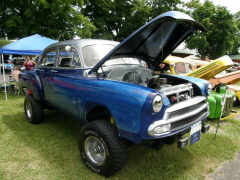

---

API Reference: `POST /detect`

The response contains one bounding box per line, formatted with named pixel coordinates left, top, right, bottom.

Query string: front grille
left=169, top=102, right=205, bottom=119
left=223, top=96, right=234, bottom=116
left=171, top=108, right=208, bottom=132
left=163, top=96, right=208, bottom=133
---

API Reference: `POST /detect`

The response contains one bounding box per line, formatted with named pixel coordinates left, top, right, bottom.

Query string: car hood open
left=89, top=11, right=207, bottom=74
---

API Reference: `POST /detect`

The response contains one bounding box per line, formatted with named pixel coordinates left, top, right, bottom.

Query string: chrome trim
left=148, top=96, right=208, bottom=137
left=163, top=96, right=206, bottom=119
left=148, top=120, right=171, bottom=136
left=169, top=103, right=208, bottom=123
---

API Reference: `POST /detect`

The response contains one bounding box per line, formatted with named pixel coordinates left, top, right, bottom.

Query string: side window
left=58, top=47, right=81, bottom=68
left=175, top=62, right=186, bottom=74
left=40, top=48, right=56, bottom=67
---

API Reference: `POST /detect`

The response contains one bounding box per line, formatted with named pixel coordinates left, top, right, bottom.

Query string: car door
left=47, top=46, right=82, bottom=118
left=36, top=48, right=57, bottom=102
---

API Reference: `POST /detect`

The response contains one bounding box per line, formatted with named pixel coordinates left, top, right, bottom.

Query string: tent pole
left=1, top=54, right=7, bottom=100
left=0, top=52, right=1, bottom=75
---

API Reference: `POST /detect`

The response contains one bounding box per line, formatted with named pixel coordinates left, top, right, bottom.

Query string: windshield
left=82, top=44, right=141, bottom=67
left=103, top=57, right=140, bottom=66
left=174, top=62, right=193, bottom=74
left=82, top=44, right=115, bottom=67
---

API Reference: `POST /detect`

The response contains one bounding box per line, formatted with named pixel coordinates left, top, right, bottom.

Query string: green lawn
left=1, top=91, right=240, bottom=180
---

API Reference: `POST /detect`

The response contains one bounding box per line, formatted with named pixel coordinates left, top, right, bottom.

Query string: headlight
left=152, top=95, right=163, bottom=112
left=208, top=84, right=212, bottom=95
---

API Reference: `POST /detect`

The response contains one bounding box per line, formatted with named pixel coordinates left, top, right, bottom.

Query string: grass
left=0, top=90, right=240, bottom=180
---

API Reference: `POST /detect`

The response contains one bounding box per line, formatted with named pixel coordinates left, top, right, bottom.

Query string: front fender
left=78, top=79, right=168, bottom=135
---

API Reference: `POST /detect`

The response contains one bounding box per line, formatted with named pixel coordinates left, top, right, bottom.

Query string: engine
left=106, top=67, right=194, bottom=105
left=148, top=77, right=193, bottom=104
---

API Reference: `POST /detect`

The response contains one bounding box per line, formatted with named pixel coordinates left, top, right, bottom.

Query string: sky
left=205, top=0, right=238, bottom=14
left=184, top=0, right=238, bottom=14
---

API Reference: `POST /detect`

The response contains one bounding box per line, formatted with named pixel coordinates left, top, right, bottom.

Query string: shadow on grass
left=1, top=106, right=239, bottom=180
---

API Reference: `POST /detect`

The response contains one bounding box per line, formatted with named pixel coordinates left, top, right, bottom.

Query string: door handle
left=50, top=70, right=58, bottom=73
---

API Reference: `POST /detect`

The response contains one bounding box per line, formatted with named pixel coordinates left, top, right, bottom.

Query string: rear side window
left=40, top=48, right=56, bottom=67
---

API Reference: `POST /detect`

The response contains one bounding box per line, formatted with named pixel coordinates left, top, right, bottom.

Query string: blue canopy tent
left=0, top=34, right=57, bottom=55
left=0, top=34, right=57, bottom=100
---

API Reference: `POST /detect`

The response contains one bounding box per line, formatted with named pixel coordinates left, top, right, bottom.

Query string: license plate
left=190, top=121, right=201, bottom=145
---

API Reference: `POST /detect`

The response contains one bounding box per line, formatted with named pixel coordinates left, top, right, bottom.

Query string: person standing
left=23, top=56, right=36, bottom=71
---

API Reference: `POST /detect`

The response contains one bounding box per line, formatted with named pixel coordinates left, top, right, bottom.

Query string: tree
left=147, top=0, right=183, bottom=19
left=83, top=0, right=184, bottom=41
left=0, top=0, right=96, bottom=40
left=232, top=11, right=240, bottom=54
left=119, top=0, right=184, bottom=41
left=0, top=39, right=12, bottom=48
left=184, top=0, right=239, bottom=59
left=83, top=0, right=140, bottom=41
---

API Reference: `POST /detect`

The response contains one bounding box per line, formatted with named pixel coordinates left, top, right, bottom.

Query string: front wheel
left=24, top=95, right=44, bottom=124
left=78, top=120, right=127, bottom=177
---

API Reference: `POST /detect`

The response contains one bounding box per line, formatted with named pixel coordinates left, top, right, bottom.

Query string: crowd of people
left=1, top=55, right=38, bottom=92
left=4, top=55, right=38, bottom=72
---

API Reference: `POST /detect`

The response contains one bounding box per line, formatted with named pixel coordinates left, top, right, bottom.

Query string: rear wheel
left=78, top=120, right=127, bottom=177
left=233, top=96, right=239, bottom=106
left=24, top=95, right=44, bottom=124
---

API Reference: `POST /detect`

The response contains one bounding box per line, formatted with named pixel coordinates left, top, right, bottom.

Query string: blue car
left=18, top=11, right=211, bottom=177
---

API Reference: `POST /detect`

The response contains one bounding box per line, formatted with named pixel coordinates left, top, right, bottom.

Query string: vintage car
left=188, top=58, right=240, bottom=106
left=160, top=55, right=237, bottom=119
left=18, top=11, right=211, bottom=176
left=209, top=71, right=240, bottom=106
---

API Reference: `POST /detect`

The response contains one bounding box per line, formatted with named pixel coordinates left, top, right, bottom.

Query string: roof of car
left=45, top=39, right=119, bottom=51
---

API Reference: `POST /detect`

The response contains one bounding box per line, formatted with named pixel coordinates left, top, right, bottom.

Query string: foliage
left=83, top=0, right=184, bottom=41
left=0, top=88, right=240, bottom=180
left=83, top=0, right=138, bottom=41
left=0, top=0, right=240, bottom=57
left=232, top=11, right=240, bottom=54
left=147, top=0, right=183, bottom=18
left=0, top=39, right=12, bottom=48
left=0, top=0, right=96, bottom=40
left=184, top=0, right=239, bottom=59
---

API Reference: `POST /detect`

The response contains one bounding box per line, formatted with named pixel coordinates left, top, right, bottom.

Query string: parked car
left=226, top=63, right=240, bottom=72
left=160, top=55, right=237, bottom=119
left=210, top=70, right=240, bottom=106
left=18, top=11, right=211, bottom=177
left=188, top=58, right=240, bottom=106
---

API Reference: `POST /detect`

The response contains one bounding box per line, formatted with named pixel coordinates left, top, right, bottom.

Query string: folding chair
left=14, top=81, right=20, bottom=96
left=8, top=76, right=15, bottom=94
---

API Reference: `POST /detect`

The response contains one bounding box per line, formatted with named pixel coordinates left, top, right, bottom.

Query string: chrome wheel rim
left=234, top=96, right=237, bottom=102
left=85, top=136, right=106, bottom=166
left=26, top=102, right=32, bottom=119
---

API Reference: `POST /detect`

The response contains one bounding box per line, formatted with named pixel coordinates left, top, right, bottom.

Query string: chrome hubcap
left=85, top=136, right=106, bottom=166
left=26, top=102, right=32, bottom=119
